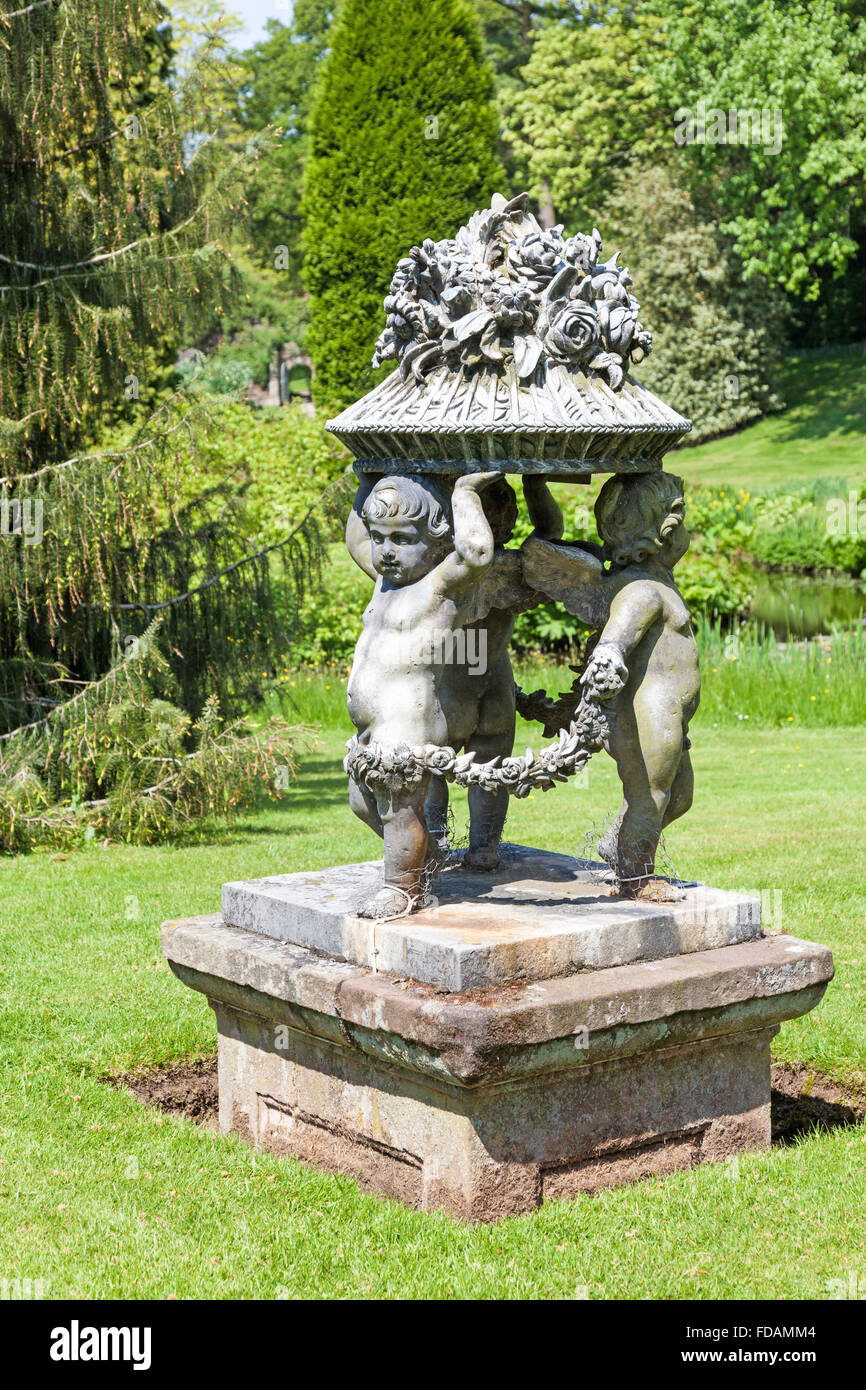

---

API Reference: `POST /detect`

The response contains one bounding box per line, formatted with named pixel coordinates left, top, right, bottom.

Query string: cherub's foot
left=463, top=845, right=503, bottom=872
left=623, top=876, right=684, bottom=903
left=357, top=884, right=419, bottom=919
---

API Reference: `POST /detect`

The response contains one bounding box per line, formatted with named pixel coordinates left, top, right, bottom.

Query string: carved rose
left=564, top=229, right=602, bottom=273
left=543, top=300, right=600, bottom=365
left=425, top=746, right=457, bottom=774
left=596, top=301, right=650, bottom=364
left=496, top=758, right=526, bottom=787
left=507, top=229, right=565, bottom=293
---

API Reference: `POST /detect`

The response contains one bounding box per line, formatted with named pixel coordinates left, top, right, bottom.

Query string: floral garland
left=345, top=645, right=626, bottom=799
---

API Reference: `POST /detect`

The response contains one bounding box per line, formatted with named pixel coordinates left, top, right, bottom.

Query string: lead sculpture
left=330, top=192, right=700, bottom=916
left=162, top=191, right=833, bottom=1221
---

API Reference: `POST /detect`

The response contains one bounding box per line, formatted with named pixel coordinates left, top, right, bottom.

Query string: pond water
left=749, top=573, right=866, bottom=638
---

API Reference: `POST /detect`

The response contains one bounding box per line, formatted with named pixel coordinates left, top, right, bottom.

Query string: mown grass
left=673, top=351, right=866, bottom=490
left=1, top=710, right=864, bottom=1299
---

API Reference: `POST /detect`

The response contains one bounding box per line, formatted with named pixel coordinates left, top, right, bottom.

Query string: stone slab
left=215, top=1008, right=776, bottom=1219
left=221, top=845, right=762, bottom=991
left=161, top=912, right=833, bottom=1219
left=162, top=913, right=832, bottom=1086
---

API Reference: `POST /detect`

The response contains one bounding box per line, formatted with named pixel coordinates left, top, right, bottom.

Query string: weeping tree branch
left=0, top=618, right=311, bottom=850
left=0, top=0, right=61, bottom=19
left=86, top=472, right=355, bottom=615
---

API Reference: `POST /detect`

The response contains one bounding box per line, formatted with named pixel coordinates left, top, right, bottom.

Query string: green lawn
left=1, top=719, right=864, bottom=1300
left=672, top=352, right=866, bottom=490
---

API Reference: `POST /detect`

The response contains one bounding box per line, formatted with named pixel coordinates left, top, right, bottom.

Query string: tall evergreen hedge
left=302, top=0, right=504, bottom=410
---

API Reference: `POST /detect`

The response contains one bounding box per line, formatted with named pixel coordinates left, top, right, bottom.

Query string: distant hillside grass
left=672, top=351, right=866, bottom=489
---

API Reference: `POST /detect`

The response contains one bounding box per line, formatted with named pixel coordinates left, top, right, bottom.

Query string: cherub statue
left=424, top=474, right=564, bottom=870
left=344, top=471, right=499, bottom=918
left=523, top=471, right=700, bottom=896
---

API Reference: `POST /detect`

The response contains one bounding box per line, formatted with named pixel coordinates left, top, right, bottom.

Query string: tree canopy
left=646, top=0, right=866, bottom=296
left=237, top=1, right=335, bottom=290
left=502, top=4, right=666, bottom=230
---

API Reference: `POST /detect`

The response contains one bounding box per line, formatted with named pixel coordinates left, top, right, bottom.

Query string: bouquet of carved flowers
left=370, top=191, right=653, bottom=392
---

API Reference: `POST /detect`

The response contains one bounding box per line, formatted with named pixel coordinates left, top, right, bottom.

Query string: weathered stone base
left=221, top=847, right=763, bottom=990
left=216, top=1004, right=774, bottom=1218
left=162, top=914, right=833, bottom=1221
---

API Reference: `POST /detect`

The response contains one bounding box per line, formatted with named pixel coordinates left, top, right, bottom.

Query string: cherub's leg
left=465, top=728, right=514, bottom=871
left=424, top=775, right=450, bottom=854
left=349, top=775, right=383, bottom=838
left=601, top=695, right=684, bottom=894
left=357, top=777, right=432, bottom=919
left=463, top=669, right=516, bottom=870
left=662, top=747, right=693, bottom=829
left=467, top=784, right=509, bottom=870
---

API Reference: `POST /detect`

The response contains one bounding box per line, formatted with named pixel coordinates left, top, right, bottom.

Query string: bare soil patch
left=108, top=1055, right=865, bottom=1147
left=108, top=1055, right=218, bottom=1125
left=770, top=1062, right=865, bottom=1145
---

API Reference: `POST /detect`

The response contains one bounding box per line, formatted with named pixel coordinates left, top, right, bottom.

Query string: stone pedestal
left=161, top=848, right=833, bottom=1220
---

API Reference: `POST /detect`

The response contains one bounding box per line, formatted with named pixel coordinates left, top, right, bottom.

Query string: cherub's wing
left=461, top=550, right=538, bottom=624
left=521, top=537, right=610, bottom=629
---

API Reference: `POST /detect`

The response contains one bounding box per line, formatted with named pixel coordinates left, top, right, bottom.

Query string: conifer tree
left=301, top=0, right=504, bottom=409
left=0, top=0, right=345, bottom=845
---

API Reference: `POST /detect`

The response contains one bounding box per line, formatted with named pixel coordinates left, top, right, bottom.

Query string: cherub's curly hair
left=362, top=476, right=452, bottom=540
left=595, top=472, right=686, bottom=568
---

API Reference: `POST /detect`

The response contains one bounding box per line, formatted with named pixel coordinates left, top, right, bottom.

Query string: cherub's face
left=366, top=515, right=441, bottom=586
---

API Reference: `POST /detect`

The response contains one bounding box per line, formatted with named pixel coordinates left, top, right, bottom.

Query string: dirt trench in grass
left=109, top=1056, right=865, bottom=1148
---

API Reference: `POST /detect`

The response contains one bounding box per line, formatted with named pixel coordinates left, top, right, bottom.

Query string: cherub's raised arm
left=435, top=472, right=498, bottom=591
left=580, top=582, right=663, bottom=702
left=345, top=475, right=378, bottom=581
left=598, top=581, right=663, bottom=658
left=523, top=474, right=563, bottom=540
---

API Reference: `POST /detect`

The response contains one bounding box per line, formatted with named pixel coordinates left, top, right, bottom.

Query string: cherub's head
left=362, top=476, right=452, bottom=585
left=595, top=471, right=689, bottom=570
